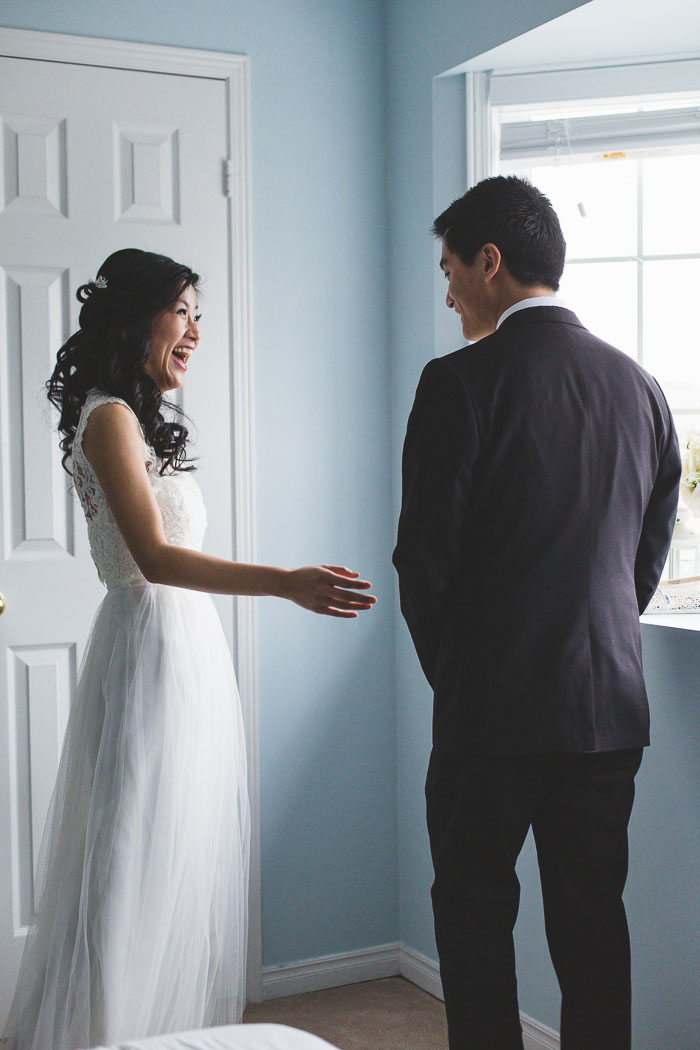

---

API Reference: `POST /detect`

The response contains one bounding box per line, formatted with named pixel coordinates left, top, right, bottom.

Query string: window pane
left=643, top=153, right=700, bottom=255
left=643, top=260, right=700, bottom=410
left=559, top=260, right=637, bottom=358
left=529, top=160, right=638, bottom=260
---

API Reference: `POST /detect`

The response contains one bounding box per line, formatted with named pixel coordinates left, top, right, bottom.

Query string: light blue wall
left=629, top=626, right=700, bottom=1050
left=0, top=0, right=398, bottom=967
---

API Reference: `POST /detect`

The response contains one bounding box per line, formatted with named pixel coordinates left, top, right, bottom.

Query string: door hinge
left=223, top=158, right=234, bottom=198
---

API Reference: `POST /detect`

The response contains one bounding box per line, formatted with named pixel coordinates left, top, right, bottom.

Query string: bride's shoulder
left=85, top=397, right=140, bottom=435
left=79, top=393, right=145, bottom=462
left=79, top=391, right=140, bottom=431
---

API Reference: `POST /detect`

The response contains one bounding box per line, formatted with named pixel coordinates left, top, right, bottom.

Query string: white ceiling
left=459, top=0, right=700, bottom=72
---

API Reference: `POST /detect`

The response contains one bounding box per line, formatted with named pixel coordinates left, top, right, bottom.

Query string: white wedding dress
left=3, top=391, right=251, bottom=1050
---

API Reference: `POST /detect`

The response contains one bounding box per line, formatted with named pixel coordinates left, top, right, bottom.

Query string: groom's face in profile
left=440, top=241, right=494, bottom=343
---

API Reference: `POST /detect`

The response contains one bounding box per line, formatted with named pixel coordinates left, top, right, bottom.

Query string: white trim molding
left=520, top=1012, right=561, bottom=1050
left=261, top=942, right=561, bottom=1048
left=465, top=71, right=495, bottom=189
left=262, top=944, right=402, bottom=1001
left=399, top=944, right=444, bottom=1001
left=0, top=24, right=260, bottom=1003
left=0, top=26, right=248, bottom=78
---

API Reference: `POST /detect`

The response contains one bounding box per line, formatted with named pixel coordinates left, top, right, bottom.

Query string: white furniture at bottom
left=90, top=1024, right=340, bottom=1050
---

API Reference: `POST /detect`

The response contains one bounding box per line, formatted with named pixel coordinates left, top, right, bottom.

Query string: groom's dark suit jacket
left=393, top=306, right=681, bottom=755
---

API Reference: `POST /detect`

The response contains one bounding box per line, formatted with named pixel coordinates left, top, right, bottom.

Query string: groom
left=393, top=175, right=680, bottom=1050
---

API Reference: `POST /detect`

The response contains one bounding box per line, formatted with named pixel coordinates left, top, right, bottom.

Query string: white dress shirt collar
left=497, top=296, right=565, bottom=329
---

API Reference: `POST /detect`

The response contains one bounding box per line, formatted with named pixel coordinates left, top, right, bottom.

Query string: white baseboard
left=520, top=1011, right=561, bottom=1050
left=398, top=944, right=444, bottom=1000
left=261, top=942, right=560, bottom=1049
left=261, top=943, right=401, bottom=1000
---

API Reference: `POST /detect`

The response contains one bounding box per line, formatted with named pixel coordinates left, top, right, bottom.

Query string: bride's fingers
left=329, top=574, right=374, bottom=591
left=323, top=565, right=359, bottom=577
left=321, top=606, right=360, bottom=618
left=323, top=566, right=374, bottom=589
left=335, top=592, right=377, bottom=609
left=328, top=593, right=375, bottom=608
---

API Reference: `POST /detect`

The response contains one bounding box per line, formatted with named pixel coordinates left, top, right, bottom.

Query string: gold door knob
left=0, top=593, right=5, bottom=615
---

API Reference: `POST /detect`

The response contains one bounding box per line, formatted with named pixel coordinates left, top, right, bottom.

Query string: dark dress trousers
left=393, top=307, right=681, bottom=1050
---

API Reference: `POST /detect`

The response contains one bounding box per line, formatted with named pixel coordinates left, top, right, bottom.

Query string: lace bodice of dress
left=72, top=390, right=207, bottom=589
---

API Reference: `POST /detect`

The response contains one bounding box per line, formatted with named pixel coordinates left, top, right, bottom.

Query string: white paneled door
left=0, top=42, right=252, bottom=1020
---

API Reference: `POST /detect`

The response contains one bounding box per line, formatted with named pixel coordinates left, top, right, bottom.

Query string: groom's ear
left=481, top=243, right=502, bottom=282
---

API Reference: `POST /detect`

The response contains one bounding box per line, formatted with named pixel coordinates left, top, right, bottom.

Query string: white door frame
left=0, top=26, right=262, bottom=1002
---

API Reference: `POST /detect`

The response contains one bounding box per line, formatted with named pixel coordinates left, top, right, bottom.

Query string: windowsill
left=641, top=613, right=700, bottom=632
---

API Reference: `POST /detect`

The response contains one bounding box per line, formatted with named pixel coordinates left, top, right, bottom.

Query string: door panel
left=0, top=54, right=236, bottom=1020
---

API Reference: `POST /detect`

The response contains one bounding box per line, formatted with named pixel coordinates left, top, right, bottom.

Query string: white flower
left=680, top=427, right=700, bottom=516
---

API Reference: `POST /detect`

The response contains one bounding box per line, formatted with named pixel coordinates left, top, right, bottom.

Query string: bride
left=2, top=248, right=375, bottom=1050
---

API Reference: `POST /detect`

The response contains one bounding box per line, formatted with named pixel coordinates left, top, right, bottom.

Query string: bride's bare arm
left=81, top=402, right=375, bottom=617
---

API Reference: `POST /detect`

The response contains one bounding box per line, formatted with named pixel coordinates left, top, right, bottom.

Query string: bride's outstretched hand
left=282, top=565, right=376, bottom=618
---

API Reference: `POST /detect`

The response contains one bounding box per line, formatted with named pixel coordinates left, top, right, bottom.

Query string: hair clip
left=94, top=275, right=108, bottom=290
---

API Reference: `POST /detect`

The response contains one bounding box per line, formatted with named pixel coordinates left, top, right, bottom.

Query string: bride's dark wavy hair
left=47, top=248, right=199, bottom=476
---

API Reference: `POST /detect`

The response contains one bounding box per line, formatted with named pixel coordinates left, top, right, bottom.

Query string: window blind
left=500, top=106, right=700, bottom=162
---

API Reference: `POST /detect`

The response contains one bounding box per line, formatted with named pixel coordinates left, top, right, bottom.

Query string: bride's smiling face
left=144, top=284, right=201, bottom=393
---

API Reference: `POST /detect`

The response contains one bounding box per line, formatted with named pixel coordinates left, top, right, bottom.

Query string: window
left=495, top=95, right=700, bottom=448
left=475, top=62, right=700, bottom=587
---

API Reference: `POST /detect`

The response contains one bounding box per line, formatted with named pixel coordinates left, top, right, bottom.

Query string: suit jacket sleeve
left=392, top=357, right=479, bottom=686
left=635, top=399, right=681, bottom=614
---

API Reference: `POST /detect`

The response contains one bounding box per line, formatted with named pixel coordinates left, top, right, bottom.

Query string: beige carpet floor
left=242, top=976, right=448, bottom=1050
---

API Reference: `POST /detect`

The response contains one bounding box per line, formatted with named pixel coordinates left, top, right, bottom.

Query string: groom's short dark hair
left=432, top=175, right=566, bottom=291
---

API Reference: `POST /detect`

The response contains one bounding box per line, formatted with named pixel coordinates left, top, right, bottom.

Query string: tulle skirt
left=2, top=583, right=250, bottom=1050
